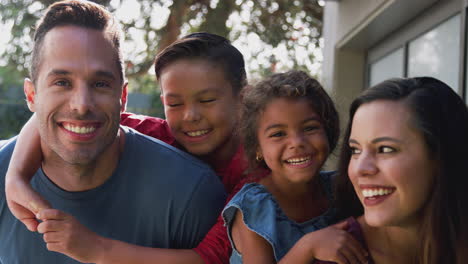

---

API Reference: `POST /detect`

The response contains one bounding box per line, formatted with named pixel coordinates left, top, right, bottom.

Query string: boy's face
left=160, top=59, right=240, bottom=162
left=24, top=25, right=127, bottom=165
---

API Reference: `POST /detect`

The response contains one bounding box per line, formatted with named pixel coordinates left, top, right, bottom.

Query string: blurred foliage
left=0, top=0, right=323, bottom=138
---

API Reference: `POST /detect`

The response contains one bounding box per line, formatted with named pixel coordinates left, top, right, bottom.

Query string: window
left=369, top=47, right=404, bottom=87
left=408, top=14, right=461, bottom=92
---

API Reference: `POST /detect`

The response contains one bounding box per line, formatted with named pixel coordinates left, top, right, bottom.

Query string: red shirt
left=120, top=112, right=265, bottom=264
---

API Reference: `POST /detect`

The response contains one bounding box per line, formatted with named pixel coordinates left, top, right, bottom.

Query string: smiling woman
left=334, top=77, right=468, bottom=264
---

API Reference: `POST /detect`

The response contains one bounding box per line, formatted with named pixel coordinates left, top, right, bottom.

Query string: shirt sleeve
left=120, top=112, right=175, bottom=146
left=193, top=178, right=251, bottom=264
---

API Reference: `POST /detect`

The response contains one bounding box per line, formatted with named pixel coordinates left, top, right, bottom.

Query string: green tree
left=0, top=0, right=323, bottom=81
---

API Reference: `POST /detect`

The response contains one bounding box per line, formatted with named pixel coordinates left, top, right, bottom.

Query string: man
left=0, top=1, right=226, bottom=263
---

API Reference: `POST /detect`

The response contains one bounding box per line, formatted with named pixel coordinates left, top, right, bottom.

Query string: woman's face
left=348, top=100, right=436, bottom=228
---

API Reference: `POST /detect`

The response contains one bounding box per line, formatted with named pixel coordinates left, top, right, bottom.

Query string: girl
left=223, top=70, right=368, bottom=264
left=5, top=32, right=258, bottom=264
left=284, top=77, right=468, bottom=263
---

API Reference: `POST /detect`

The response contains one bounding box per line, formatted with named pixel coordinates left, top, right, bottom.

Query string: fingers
left=37, top=209, right=68, bottom=221
left=6, top=179, right=52, bottom=214
left=332, top=220, right=349, bottom=230
left=337, top=233, right=368, bottom=264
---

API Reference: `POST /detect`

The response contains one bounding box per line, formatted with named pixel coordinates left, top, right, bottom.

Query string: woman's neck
left=359, top=217, right=420, bottom=264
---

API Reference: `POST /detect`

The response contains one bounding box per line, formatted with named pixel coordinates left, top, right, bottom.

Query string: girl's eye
left=304, top=125, right=319, bottom=132
left=379, top=146, right=395, bottom=153
left=269, top=131, right=285, bottom=138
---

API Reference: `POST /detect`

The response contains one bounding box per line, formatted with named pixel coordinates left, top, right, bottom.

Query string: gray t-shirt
left=0, top=126, right=226, bottom=263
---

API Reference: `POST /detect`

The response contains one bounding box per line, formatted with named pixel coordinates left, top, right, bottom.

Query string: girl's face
left=160, top=59, right=240, bottom=161
left=256, top=97, right=329, bottom=184
left=348, top=100, right=436, bottom=228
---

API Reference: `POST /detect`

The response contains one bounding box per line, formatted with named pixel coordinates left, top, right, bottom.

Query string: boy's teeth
left=63, top=124, right=96, bottom=134
left=362, top=188, right=394, bottom=198
left=187, top=130, right=209, bottom=137
left=286, top=157, right=310, bottom=165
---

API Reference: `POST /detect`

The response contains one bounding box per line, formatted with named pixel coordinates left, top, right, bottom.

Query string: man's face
left=24, top=25, right=127, bottom=165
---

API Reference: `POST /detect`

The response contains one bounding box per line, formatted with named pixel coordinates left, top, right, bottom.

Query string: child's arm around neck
left=5, top=113, right=51, bottom=231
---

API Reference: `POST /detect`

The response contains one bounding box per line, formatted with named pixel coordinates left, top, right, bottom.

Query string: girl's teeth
left=64, top=124, right=96, bottom=134
left=362, top=188, right=394, bottom=198
left=187, top=130, right=209, bottom=137
left=286, top=157, right=310, bottom=165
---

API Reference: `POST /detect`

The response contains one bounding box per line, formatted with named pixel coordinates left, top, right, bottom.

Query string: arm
left=36, top=209, right=205, bottom=264
left=279, top=221, right=368, bottom=264
left=5, top=114, right=51, bottom=231
left=231, top=210, right=276, bottom=264
left=120, top=113, right=175, bottom=146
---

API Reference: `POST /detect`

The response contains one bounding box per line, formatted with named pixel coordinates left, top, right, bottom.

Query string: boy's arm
left=5, top=114, right=51, bottom=232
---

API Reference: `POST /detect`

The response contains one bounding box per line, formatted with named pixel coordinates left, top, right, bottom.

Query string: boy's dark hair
left=240, top=70, right=340, bottom=169
left=335, top=77, right=468, bottom=264
left=31, top=0, right=124, bottom=84
left=154, top=32, right=247, bottom=94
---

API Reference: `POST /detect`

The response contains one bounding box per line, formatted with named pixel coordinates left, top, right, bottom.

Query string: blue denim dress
left=222, top=171, right=338, bottom=263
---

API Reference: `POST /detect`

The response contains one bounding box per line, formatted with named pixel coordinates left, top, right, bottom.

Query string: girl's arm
left=5, top=114, right=51, bottom=232
left=279, top=221, right=368, bottom=264
left=231, top=210, right=276, bottom=264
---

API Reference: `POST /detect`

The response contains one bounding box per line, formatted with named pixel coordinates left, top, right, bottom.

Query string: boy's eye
left=379, top=146, right=395, bottom=153
left=200, top=99, right=216, bottom=103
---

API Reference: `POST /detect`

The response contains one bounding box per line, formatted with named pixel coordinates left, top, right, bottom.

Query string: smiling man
left=0, top=1, right=225, bottom=263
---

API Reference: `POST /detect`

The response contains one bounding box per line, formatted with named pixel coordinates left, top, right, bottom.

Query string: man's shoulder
left=122, top=126, right=211, bottom=172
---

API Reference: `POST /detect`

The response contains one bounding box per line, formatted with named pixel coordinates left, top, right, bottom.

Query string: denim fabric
left=223, top=171, right=338, bottom=263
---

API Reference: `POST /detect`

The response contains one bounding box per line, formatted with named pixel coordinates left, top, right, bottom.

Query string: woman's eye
left=350, top=147, right=361, bottom=155
left=379, top=146, right=395, bottom=153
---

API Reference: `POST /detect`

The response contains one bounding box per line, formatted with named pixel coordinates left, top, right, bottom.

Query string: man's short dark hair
left=30, top=0, right=124, bottom=84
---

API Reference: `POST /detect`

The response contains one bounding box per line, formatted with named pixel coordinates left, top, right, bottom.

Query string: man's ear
left=120, top=82, right=128, bottom=112
left=24, top=78, right=36, bottom=112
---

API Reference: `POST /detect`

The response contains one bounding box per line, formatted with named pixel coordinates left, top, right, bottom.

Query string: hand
left=5, top=177, right=51, bottom=231
left=37, top=209, right=106, bottom=263
left=306, top=221, right=368, bottom=264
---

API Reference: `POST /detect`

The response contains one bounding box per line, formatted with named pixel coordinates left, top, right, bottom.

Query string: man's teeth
left=362, top=188, right=394, bottom=198
left=64, top=124, right=96, bottom=134
left=286, top=157, right=310, bottom=165
left=186, top=130, right=209, bottom=137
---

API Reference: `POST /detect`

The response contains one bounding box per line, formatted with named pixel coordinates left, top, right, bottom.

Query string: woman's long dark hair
left=335, top=77, right=468, bottom=263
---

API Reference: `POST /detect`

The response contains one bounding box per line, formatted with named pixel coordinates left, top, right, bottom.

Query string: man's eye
left=95, top=81, right=110, bottom=88
left=55, top=80, right=70, bottom=87
left=168, top=103, right=182, bottom=107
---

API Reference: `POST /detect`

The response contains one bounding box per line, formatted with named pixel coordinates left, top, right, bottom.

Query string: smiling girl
left=223, top=70, right=368, bottom=264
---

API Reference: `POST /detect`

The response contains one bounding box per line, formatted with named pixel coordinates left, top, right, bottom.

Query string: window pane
left=408, top=14, right=460, bottom=92
left=369, top=47, right=404, bottom=87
